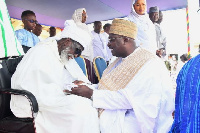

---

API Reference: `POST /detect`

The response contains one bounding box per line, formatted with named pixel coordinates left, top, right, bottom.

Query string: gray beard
left=60, top=47, right=71, bottom=65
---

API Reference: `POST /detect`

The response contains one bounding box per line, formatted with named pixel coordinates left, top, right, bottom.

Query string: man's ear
left=22, top=18, right=25, bottom=24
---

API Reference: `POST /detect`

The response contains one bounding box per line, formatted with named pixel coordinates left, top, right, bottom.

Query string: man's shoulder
left=15, top=29, right=27, bottom=34
left=15, top=29, right=26, bottom=35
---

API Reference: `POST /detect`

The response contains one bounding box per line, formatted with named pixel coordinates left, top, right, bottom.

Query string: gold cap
left=110, top=19, right=137, bottom=39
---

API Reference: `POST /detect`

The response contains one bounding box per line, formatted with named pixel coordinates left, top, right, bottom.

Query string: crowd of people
left=0, top=0, right=199, bottom=132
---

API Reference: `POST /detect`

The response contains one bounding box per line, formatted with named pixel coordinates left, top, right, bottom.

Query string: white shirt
left=91, top=31, right=108, bottom=60
left=92, top=49, right=175, bottom=133
left=101, top=32, right=113, bottom=62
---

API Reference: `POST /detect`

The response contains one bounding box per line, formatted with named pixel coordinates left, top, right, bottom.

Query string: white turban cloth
left=59, top=20, right=91, bottom=49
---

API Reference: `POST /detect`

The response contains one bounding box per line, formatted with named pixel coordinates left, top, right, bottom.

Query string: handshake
left=63, top=80, right=94, bottom=99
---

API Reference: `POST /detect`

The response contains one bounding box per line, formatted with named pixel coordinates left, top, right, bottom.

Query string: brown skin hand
left=64, top=85, right=93, bottom=99
left=73, top=80, right=84, bottom=85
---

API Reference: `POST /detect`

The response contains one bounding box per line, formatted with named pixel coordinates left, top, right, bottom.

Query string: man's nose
left=107, top=42, right=111, bottom=47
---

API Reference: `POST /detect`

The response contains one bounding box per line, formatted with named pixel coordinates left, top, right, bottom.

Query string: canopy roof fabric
left=6, top=0, right=187, bottom=29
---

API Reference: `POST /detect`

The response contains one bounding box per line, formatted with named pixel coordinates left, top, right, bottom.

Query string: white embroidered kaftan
left=93, top=48, right=175, bottom=133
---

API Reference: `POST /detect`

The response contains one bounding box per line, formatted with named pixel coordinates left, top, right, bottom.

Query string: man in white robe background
left=10, top=20, right=99, bottom=133
left=66, top=19, right=175, bottom=133
left=149, top=6, right=167, bottom=59
left=101, top=23, right=113, bottom=64
left=91, top=21, right=109, bottom=61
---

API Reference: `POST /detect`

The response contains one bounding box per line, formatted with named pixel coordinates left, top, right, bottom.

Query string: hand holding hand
left=73, top=80, right=84, bottom=85
left=64, top=85, right=93, bottom=99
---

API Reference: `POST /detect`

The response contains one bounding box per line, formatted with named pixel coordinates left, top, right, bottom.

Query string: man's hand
left=64, top=85, right=93, bottom=99
left=73, top=80, right=84, bottom=85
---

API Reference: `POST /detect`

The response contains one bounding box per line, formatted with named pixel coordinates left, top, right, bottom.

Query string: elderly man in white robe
left=66, top=19, right=175, bottom=133
left=10, top=20, right=99, bottom=133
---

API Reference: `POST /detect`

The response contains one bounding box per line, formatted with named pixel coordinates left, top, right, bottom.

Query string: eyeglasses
left=108, top=36, right=123, bottom=43
left=24, top=19, right=38, bottom=24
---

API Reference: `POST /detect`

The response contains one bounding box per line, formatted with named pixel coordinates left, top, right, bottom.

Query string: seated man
left=10, top=20, right=99, bottom=133
left=67, top=19, right=175, bottom=133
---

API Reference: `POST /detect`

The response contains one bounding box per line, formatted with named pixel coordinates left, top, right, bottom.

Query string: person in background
left=66, top=19, right=175, bottom=133
left=175, top=54, right=188, bottom=81
left=72, top=8, right=94, bottom=61
left=102, top=23, right=112, bottom=64
left=49, top=26, right=56, bottom=37
left=44, top=26, right=57, bottom=41
left=10, top=19, right=99, bottom=133
left=170, top=54, right=200, bottom=133
left=32, top=24, right=42, bottom=37
left=127, top=0, right=157, bottom=54
left=91, top=21, right=109, bottom=61
left=15, top=10, right=40, bottom=53
left=149, top=6, right=167, bottom=58
left=72, top=8, right=98, bottom=83
left=156, top=11, right=163, bottom=25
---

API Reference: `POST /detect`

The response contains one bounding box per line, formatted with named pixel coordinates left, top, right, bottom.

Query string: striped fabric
left=170, top=54, right=200, bottom=133
left=0, top=0, right=24, bottom=58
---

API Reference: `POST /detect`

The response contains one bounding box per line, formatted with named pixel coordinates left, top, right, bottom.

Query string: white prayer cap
left=58, top=20, right=90, bottom=48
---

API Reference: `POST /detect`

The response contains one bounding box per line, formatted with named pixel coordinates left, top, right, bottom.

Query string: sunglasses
left=108, top=36, right=123, bottom=43
left=24, top=19, right=38, bottom=24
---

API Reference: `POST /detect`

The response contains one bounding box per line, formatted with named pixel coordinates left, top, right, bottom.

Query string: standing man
left=91, top=21, right=108, bottom=61
left=149, top=6, right=167, bottom=58
left=102, top=23, right=112, bottom=64
left=67, top=19, right=175, bottom=133
left=45, top=26, right=57, bottom=41
left=15, top=10, right=40, bottom=53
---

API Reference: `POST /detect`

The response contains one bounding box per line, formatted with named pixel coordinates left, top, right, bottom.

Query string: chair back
left=75, top=56, right=87, bottom=77
left=93, top=56, right=107, bottom=81
left=0, top=57, right=23, bottom=120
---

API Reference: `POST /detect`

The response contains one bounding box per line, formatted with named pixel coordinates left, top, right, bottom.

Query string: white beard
left=60, top=47, right=72, bottom=65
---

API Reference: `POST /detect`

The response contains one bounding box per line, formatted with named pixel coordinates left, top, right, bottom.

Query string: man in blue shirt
left=15, top=10, right=40, bottom=53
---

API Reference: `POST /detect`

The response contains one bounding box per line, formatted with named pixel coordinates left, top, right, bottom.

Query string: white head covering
left=59, top=20, right=91, bottom=49
left=72, top=8, right=89, bottom=32
left=127, top=0, right=157, bottom=54
left=71, top=8, right=94, bottom=61
left=72, top=8, right=87, bottom=23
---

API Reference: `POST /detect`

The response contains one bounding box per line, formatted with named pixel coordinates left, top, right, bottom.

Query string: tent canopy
left=6, top=0, right=187, bottom=28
